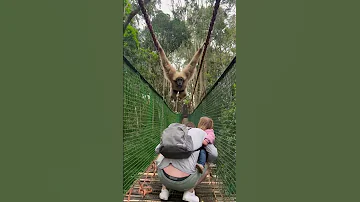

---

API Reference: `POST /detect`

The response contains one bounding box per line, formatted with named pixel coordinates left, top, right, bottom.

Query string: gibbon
left=158, top=42, right=204, bottom=101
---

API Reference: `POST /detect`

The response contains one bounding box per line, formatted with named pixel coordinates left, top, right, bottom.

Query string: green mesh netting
left=123, top=57, right=181, bottom=193
left=188, top=57, right=236, bottom=198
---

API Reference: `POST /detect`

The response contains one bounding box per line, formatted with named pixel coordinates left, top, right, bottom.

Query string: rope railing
left=193, top=57, right=236, bottom=111
left=188, top=57, right=236, bottom=199
left=123, top=56, right=181, bottom=193
left=123, top=56, right=175, bottom=112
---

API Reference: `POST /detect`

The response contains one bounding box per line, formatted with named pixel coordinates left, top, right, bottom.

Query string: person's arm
left=204, top=130, right=215, bottom=144
left=204, top=144, right=218, bottom=163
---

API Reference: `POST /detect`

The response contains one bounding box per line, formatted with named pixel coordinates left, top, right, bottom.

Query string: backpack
left=158, top=123, right=200, bottom=159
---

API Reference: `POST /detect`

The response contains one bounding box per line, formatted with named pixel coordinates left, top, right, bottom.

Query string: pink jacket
left=204, top=129, right=215, bottom=144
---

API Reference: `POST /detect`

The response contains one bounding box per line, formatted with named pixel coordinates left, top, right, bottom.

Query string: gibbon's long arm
left=158, top=43, right=176, bottom=80
left=183, top=45, right=204, bottom=79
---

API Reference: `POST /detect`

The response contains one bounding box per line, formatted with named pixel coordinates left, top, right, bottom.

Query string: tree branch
left=123, top=0, right=151, bottom=33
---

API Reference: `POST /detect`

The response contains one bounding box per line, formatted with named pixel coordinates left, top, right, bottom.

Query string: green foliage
left=124, top=25, right=139, bottom=49
left=140, top=11, right=190, bottom=54
left=124, top=0, right=131, bottom=17
left=124, top=22, right=162, bottom=94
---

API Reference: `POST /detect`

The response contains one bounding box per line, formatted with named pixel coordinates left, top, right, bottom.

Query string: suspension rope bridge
left=124, top=0, right=236, bottom=201
left=123, top=56, right=236, bottom=201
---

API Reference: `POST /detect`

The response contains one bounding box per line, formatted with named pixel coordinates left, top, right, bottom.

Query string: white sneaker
left=159, top=188, right=169, bottom=200
left=196, top=163, right=204, bottom=174
left=182, top=190, right=199, bottom=202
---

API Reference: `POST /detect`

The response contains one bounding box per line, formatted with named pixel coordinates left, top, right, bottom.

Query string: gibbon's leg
left=182, top=45, right=204, bottom=79
left=171, top=90, right=177, bottom=101
left=178, top=90, right=187, bottom=100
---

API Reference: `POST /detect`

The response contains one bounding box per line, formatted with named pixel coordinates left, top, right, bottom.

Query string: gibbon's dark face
left=175, top=77, right=184, bottom=88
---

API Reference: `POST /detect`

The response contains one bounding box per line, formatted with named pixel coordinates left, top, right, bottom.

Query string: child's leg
left=197, top=148, right=207, bottom=167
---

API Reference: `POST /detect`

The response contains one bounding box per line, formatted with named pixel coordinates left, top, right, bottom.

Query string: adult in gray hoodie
left=154, top=122, right=218, bottom=202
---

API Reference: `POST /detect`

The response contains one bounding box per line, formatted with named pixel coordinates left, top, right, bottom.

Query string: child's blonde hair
left=197, top=117, right=214, bottom=130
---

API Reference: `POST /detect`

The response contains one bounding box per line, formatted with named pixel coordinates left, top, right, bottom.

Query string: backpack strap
left=193, top=147, right=203, bottom=152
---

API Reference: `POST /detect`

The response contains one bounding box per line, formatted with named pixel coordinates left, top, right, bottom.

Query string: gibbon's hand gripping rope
left=137, top=0, right=221, bottom=106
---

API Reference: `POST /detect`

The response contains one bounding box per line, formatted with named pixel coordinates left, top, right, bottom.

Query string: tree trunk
left=199, top=61, right=206, bottom=101
left=123, top=0, right=151, bottom=33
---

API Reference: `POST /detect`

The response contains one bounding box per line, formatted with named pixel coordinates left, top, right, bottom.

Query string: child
left=196, top=116, right=216, bottom=173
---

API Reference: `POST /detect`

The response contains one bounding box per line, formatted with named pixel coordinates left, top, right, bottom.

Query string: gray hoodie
left=155, top=127, right=218, bottom=174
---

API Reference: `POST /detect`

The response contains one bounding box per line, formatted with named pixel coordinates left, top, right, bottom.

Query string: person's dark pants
left=197, top=148, right=207, bottom=166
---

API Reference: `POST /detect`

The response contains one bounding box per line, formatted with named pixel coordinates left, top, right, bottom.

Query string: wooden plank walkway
left=124, top=163, right=236, bottom=202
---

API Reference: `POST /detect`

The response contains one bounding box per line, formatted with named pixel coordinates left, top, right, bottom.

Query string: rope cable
left=137, top=0, right=160, bottom=51
left=190, top=0, right=221, bottom=108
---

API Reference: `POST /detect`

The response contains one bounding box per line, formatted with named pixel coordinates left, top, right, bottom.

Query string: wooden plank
left=124, top=163, right=236, bottom=202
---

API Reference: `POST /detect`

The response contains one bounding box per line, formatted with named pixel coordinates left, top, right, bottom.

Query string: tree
left=123, top=0, right=152, bottom=33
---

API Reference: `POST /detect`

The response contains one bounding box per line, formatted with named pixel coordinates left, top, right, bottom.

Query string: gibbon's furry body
left=158, top=42, right=204, bottom=101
